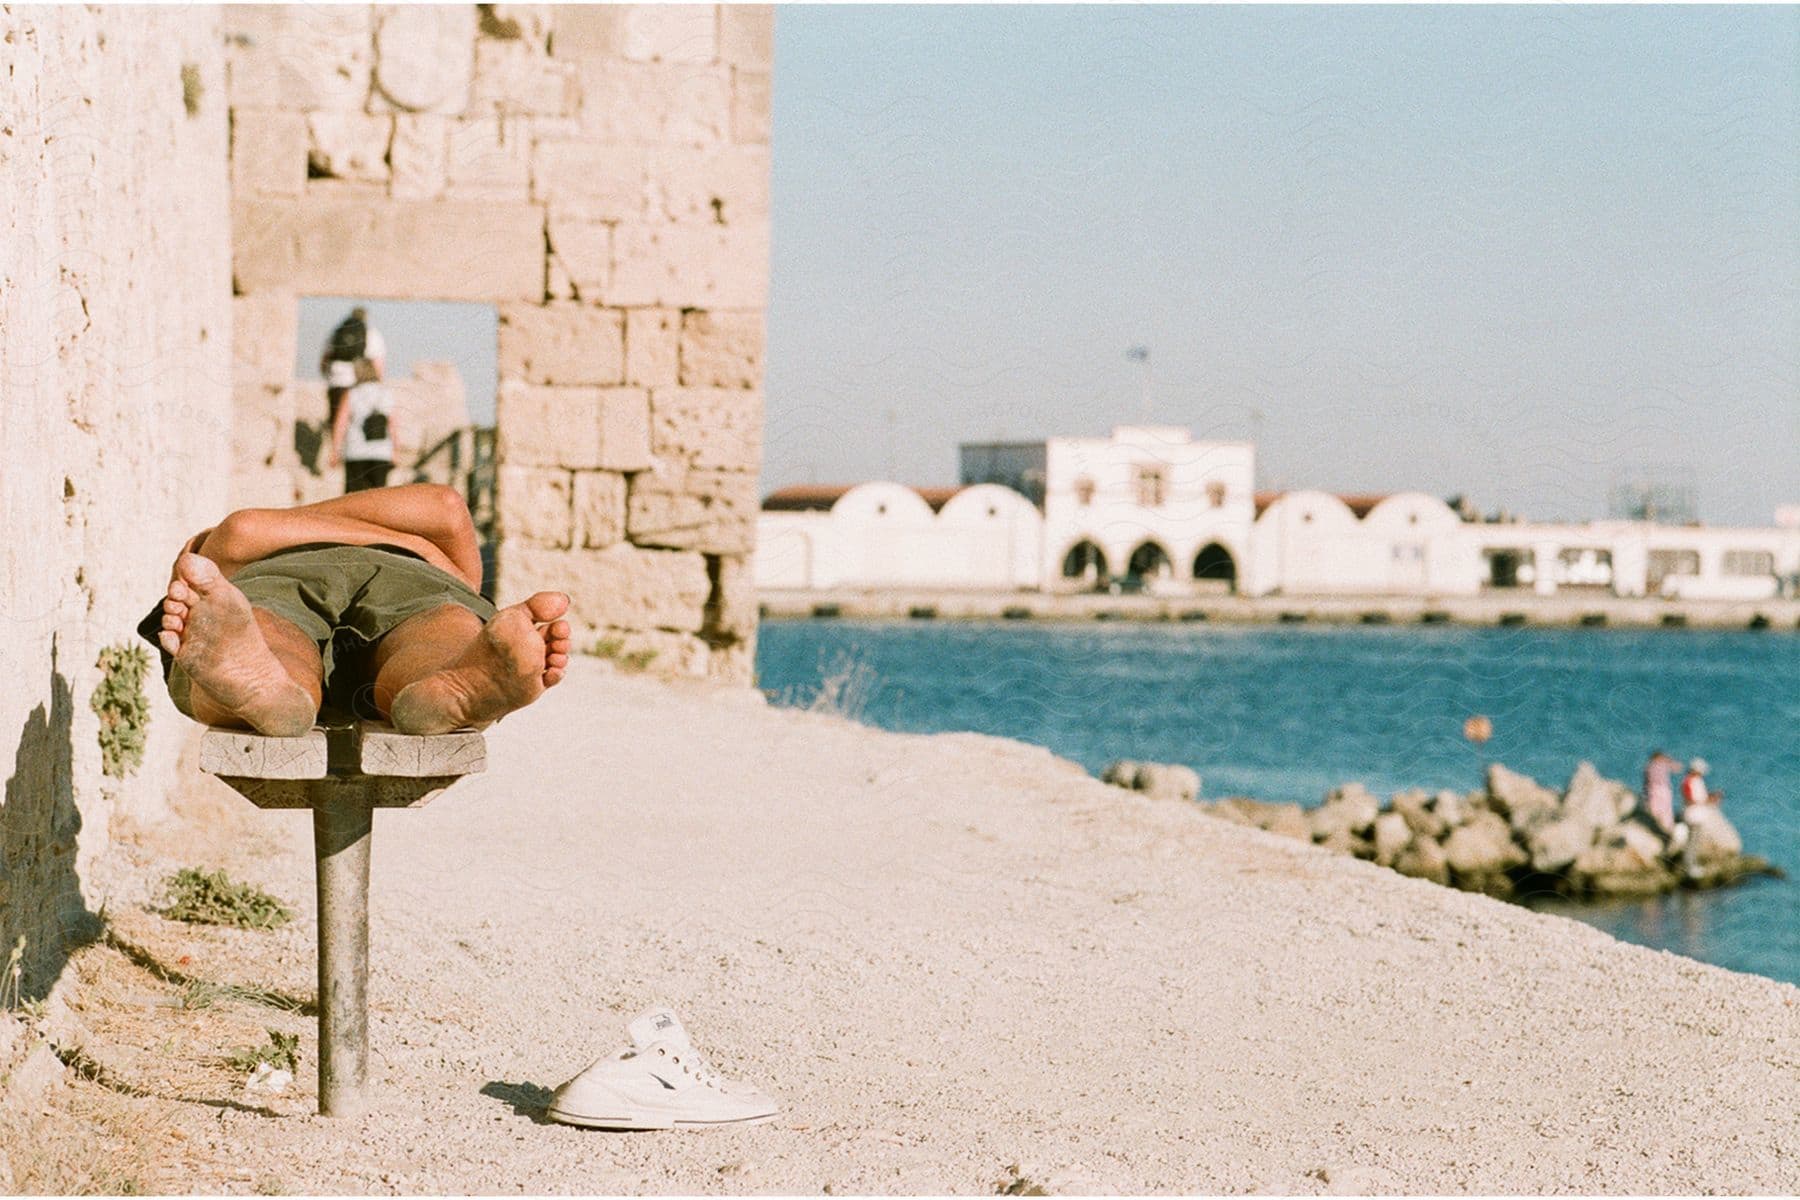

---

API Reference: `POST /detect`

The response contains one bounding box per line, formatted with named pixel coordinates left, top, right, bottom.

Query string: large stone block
left=625, top=308, right=681, bottom=386
left=389, top=114, right=447, bottom=200
left=646, top=143, right=770, bottom=224
left=703, top=551, right=759, bottom=642
left=532, top=139, right=645, bottom=221
left=232, top=292, right=298, bottom=388
left=496, top=382, right=650, bottom=470
left=306, top=111, right=394, bottom=182
left=594, top=628, right=712, bottom=678
left=573, top=469, right=628, bottom=547
left=718, top=5, right=774, bottom=67
left=545, top=214, right=610, bottom=298
left=498, top=304, right=625, bottom=386
left=223, top=5, right=373, bottom=110
left=609, top=223, right=769, bottom=308
left=732, top=69, right=772, bottom=144
left=497, top=464, right=572, bottom=548
left=234, top=197, right=545, bottom=301
left=231, top=109, right=308, bottom=197
left=373, top=5, right=477, bottom=113
left=619, top=5, right=717, bottom=64
left=626, top=465, right=757, bottom=554
left=472, top=37, right=576, bottom=116
left=576, top=61, right=730, bottom=146
left=501, top=542, right=710, bottom=632
left=550, top=5, right=619, bottom=60
left=650, top=388, right=763, bottom=470
left=679, top=310, right=763, bottom=388
left=446, top=115, right=532, bottom=199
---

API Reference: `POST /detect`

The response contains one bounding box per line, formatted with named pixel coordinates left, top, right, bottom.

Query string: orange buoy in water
left=1463, top=715, right=1493, bottom=744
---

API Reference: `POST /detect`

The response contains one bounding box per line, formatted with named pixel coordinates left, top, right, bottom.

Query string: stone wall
left=0, top=8, right=233, bottom=996
left=224, top=4, right=774, bottom=682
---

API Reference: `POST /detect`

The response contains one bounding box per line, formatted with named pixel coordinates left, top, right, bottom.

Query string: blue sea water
left=756, top=620, right=1800, bottom=986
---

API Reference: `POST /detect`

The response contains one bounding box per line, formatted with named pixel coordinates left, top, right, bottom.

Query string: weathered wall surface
left=0, top=8, right=232, bottom=995
left=225, top=4, right=774, bottom=682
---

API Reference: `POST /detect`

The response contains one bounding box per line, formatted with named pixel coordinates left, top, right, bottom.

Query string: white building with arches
left=755, top=425, right=1800, bottom=602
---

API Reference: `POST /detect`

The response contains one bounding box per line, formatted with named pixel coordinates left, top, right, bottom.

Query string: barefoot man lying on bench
left=139, top=484, right=571, bottom=736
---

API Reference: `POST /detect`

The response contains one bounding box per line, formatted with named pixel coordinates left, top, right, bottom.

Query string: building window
left=1133, top=464, right=1167, bottom=508
left=1074, top=476, right=1095, bottom=507
left=1646, top=548, right=1700, bottom=592
left=1206, top=481, right=1226, bottom=509
left=1723, top=549, right=1774, bottom=577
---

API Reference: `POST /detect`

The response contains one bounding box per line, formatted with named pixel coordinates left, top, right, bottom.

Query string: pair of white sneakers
left=546, top=1007, right=779, bottom=1131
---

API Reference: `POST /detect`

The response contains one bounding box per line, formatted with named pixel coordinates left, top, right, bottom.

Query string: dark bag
left=328, top=314, right=367, bottom=363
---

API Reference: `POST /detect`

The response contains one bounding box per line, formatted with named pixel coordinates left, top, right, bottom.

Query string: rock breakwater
left=1105, top=760, right=1780, bottom=900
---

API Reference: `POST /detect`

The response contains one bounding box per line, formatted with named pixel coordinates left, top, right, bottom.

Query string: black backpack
left=328, top=314, right=367, bottom=363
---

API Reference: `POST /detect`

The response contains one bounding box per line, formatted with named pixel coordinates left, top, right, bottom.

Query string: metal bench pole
left=312, top=786, right=373, bottom=1117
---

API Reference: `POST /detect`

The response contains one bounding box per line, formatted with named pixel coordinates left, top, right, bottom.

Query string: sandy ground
left=15, top=660, right=1800, bottom=1194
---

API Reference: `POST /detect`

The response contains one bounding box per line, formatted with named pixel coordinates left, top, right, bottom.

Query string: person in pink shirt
left=1643, top=750, right=1681, bottom=835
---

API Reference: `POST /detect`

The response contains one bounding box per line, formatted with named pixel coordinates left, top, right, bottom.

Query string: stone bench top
left=200, top=720, right=485, bottom=809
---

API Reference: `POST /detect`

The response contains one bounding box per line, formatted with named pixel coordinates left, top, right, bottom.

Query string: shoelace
left=655, top=1044, right=722, bottom=1089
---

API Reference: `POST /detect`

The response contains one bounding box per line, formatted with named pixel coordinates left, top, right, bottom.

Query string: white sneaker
left=546, top=1007, right=779, bottom=1131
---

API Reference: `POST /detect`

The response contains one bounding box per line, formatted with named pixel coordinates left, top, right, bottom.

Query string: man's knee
left=210, top=507, right=275, bottom=553
left=427, top=484, right=474, bottom=531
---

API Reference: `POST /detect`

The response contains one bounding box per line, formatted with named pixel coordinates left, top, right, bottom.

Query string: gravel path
left=73, top=663, right=1800, bottom=1192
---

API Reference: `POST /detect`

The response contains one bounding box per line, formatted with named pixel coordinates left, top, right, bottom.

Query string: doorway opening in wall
left=1192, top=542, right=1237, bottom=593
left=293, top=297, right=500, bottom=596
left=1484, top=548, right=1535, bottom=589
left=1061, top=540, right=1110, bottom=591
left=1124, top=541, right=1173, bottom=591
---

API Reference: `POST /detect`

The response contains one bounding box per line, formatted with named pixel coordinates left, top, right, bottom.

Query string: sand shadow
left=480, top=1080, right=557, bottom=1125
left=2, top=642, right=101, bottom=1002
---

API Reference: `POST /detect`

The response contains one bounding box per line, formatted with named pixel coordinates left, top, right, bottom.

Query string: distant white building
left=754, top=425, right=1800, bottom=601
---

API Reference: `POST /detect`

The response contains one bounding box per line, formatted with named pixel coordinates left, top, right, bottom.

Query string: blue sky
left=762, top=5, right=1798, bottom=525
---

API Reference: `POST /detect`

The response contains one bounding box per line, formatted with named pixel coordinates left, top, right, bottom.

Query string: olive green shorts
left=139, top=542, right=496, bottom=717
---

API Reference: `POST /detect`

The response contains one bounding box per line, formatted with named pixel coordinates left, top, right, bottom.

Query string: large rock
left=1309, top=783, right=1379, bottom=841
left=1391, top=789, right=1445, bottom=840
left=1562, top=761, right=1629, bottom=832
left=1316, top=828, right=1371, bottom=859
left=1207, top=798, right=1309, bottom=842
left=1486, top=764, right=1561, bottom=833
left=1684, top=806, right=1743, bottom=867
left=1433, top=789, right=1474, bottom=829
left=1102, top=761, right=1199, bottom=804
left=1371, top=812, right=1412, bottom=867
left=1443, top=811, right=1526, bottom=876
left=1527, top=815, right=1597, bottom=875
left=1571, top=822, right=1675, bottom=896
left=1393, top=836, right=1451, bottom=886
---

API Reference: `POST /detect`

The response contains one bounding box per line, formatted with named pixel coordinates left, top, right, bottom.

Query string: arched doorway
left=1061, top=540, right=1110, bottom=590
left=1192, top=542, right=1237, bottom=593
left=1126, top=540, right=1173, bottom=586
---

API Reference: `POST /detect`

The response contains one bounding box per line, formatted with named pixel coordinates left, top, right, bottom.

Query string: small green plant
left=2, top=935, right=23, bottom=1012
left=92, top=643, right=153, bottom=779
left=180, top=62, right=203, bottom=116
left=226, top=1029, right=300, bottom=1074
left=590, top=636, right=659, bottom=673
left=160, top=868, right=293, bottom=930
left=995, top=1165, right=1048, bottom=1196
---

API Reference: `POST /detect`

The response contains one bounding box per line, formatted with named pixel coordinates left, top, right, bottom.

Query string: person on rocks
left=138, top=484, right=570, bottom=737
left=1642, top=749, right=1682, bottom=835
left=331, top=357, right=397, bottom=493
left=1680, top=757, right=1715, bottom=813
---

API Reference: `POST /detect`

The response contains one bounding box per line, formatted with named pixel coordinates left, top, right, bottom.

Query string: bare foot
left=388, top=592, right=573, bottom=734
left=159, top=553, right=317, bottom=736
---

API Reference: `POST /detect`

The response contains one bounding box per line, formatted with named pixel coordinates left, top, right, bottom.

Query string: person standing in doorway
left=332, top=358, right=397, bottom=493
left=319, top=306, right=387, bottom=423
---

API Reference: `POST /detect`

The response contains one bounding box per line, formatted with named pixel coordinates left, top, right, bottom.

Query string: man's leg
left=159, top=555, right=322, bottom=736
left=368, top=594, right=573, bottom=734
left=287, top=483, right=480, bottom=589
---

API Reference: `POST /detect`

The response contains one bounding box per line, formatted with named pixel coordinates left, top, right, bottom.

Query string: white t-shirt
left=324, top=326, right=387, bottom=387
left=342, top=381, right=395, bottom=462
